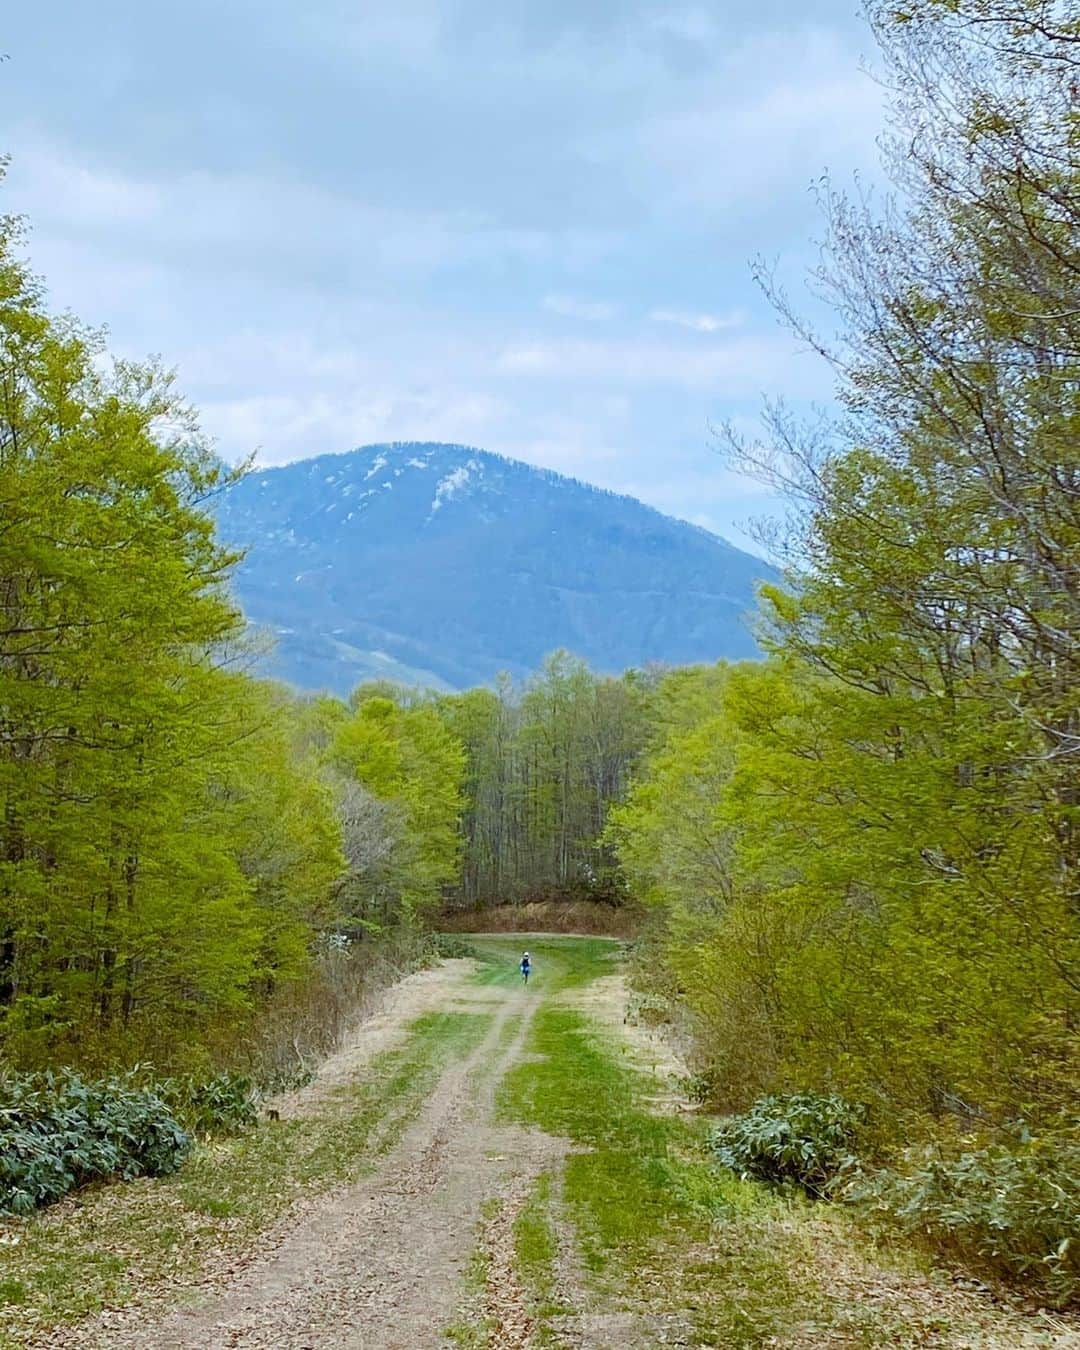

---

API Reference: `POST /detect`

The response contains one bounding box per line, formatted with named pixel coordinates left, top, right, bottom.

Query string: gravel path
left=69, top=971, right=563, bottom=1350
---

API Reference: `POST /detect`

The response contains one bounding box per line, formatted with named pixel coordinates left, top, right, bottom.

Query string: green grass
left=5, top=935, right=1042, bottom=1349
left=485, top=937, right=812, bottom=1343
left=0, top=1009, right=492, bottom=1348
left=487, top=937, right=1010, bottom=1348
left=513, top=1173, right=557, bottom=1296
left=499, top=1004, right=740, bottom=1272
left=465, top=934, right=622, bottom=992
left=512, top=1172, right=570, bottom=1345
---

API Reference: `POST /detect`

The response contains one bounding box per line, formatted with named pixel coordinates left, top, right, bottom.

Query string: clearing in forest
left=1, top=937, right=1074, bottom=1349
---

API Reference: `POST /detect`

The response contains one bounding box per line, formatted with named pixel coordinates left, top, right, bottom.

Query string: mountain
left=212, top=442, right=777, bottom=693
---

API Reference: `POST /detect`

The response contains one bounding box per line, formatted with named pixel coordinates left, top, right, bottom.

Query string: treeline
left=0, top=212, right=454, bottom=1075
left=611, top=654, right=1078, bottom=1135
left=438, top=655, right=651, bottom=907
left=603, top=0, right=1079, bottom=1301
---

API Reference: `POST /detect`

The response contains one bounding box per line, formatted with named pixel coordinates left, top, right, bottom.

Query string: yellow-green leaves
left=0, top=223, right=344, bottom=1070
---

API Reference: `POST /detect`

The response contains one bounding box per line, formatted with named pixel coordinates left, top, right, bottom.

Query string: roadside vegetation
left=485, top=938, right=1058, bottom=1347
left=0, top=1008, right=490, bottom=1345
left=598, top=0, right=1080, bottom=1308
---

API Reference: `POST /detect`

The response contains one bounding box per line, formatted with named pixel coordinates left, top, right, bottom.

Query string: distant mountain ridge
left=213, top=442, right=777, bottom=692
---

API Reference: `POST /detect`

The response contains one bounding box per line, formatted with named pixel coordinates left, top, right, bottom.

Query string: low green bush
left=154, top=1071, right=259, bottom=1137
left=711, top=1093, right=863, bottom=1197
left=849, top=1139, right=1080, bottom=1307
left=676, top=1068, right=720, bottom=1106
left=0, top=1068, right=262, bottom=1215
left=0, top=1070, right=191, bottom=1215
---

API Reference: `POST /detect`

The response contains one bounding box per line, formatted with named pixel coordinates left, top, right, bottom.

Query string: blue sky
left=1, top=2, right=883, bottom=552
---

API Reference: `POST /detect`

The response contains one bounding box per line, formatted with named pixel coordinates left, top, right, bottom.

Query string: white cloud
left=650, top=308, right=744, bottom=333
left=7, top=141, right=618, bottom=289
left=203, top=384, right=509, bottom=467
left=494, top=333, right=823, bottom=393
left=542, top=294, right=618, bottom=321
left=1, top=1, right=871, bottom=548
left=573, top=26, right=882, bottom=221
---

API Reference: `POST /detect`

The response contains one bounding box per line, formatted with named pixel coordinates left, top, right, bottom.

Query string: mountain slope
left=213, top=442, right=777, bottom=692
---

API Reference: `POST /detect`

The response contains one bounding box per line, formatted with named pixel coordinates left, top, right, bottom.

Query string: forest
left=1, top=0, right=1078, bottom=1321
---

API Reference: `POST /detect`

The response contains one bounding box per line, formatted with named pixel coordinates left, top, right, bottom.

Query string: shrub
left=849, top=1139, right=1080, bottom=1307
left=225, top=929, right=432, bottom=1084
left=677, top=1068, right=721, bottom=1106
left=711, top=1093, right=863, bottom=1197
left=0, top=1070, right=191, bottom=1215
left=154, top=1071, right=259, bottom=1137
left=626, top=991, right=672, bottom=1028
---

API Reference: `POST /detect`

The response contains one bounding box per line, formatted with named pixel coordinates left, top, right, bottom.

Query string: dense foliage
left=851, top=1141, right=1080, bottom=1306
left=0, top=1066, right=265, bottom=1215
left=0, top=208, right=452, bottom=1077
left=602, top=0, right=1080, bottom=1300
left=0, top=1070, right=191, bottom=1214
left=437, top=653, right=652, bottom=908
left=610, top=0, right=1079, bottom=1137
left=711, top=1095, right=862, bottom=1198
left=154, top=1071, right=259, bottom=1138
left=0, top=212, right=352, bottom=1067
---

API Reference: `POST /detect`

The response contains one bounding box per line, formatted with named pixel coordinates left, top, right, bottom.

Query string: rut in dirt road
left=80, top=981, right=562, bottom=1350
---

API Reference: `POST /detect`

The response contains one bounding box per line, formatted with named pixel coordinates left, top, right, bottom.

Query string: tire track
left=73, top=977, right=562, bottom=1349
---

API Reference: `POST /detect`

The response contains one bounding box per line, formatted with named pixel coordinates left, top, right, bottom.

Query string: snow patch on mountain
left=364, top=454, right=388, bottom=480
left=430, top=459, right=482, bottom=516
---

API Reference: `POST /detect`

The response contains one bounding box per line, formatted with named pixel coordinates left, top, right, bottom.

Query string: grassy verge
left=0, top=1009, right=492, bottom=1348
left=492, top=937, right=1047, bottom=1349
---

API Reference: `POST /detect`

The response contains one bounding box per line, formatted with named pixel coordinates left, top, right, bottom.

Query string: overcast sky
left=1, top=2, right=882, bottom=550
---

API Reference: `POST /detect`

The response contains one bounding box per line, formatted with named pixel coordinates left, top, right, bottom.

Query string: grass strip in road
left=499, top=1004, right=744, bottom=1273
left=511, top=1171, right=569, bottom=1346
left=0, top=1009, right=492, bottom=1348
left=445, top=1198, right=500, bottom=1349
left=513, top=1172, right=557, bottom=1304
left=463, top=934, right=623, bottom=994
left=497, top=1002, right=845, bottom=1345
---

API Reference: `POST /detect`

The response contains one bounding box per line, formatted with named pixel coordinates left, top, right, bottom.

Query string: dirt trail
left=38, top=946, right=1074, bottom=1350
left=67, top=965, right=563, bottom=1350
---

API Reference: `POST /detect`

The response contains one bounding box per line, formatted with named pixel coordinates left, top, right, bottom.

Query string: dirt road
left=53, top=940, right=584, bottom=1350
left=122, top=984, right=552, bottom=1348
left=26, top=936, right=1078, bottom=1350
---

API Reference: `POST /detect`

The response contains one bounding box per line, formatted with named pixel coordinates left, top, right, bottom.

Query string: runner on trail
left=520, top=951, right=531, bottom=985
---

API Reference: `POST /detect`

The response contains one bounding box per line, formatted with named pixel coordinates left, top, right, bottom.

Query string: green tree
left=0, top=209, right=346, bottom=1067
left=438, top=655, right=652, bottom=908
left=662, top=0, right=1080, bottom=1129
left=330, top=696, right=465, bottom=920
